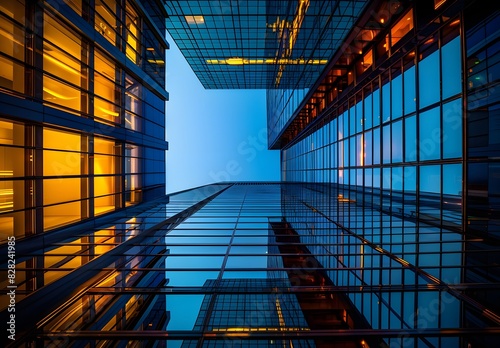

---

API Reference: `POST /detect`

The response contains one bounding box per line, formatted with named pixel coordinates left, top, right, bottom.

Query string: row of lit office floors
left=1, top=183, right=499, bottom=347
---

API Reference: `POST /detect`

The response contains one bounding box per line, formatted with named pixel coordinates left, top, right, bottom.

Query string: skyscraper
left=1, top=0, right=500, bottom=347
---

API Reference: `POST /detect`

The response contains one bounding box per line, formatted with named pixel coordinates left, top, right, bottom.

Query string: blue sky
left=165, top=32, right=280, bottom=193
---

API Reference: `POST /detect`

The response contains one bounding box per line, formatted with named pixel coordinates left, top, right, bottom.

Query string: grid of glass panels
left=0, top=0, right=167, bottom=127
left=166, top=1, right=368, bottom=89
left=0, top=118, right=152, bottom=239
left=283, top=35, right=463, bottom=192
left=3, top=184, right=498, bottom=347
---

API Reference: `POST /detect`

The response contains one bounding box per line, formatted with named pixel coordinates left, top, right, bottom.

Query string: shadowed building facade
left=1, top=0, right=500, bottom=347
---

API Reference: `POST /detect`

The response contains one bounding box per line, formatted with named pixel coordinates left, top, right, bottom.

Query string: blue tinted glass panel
left=383, top=124, right=391, bottom=164
left=392, top=120, right=403, bottom=163
left=373, top=89, right=380, bottom=126
left=357, top=168, right=363, bottom=186
left=350, top=136, right=356, bottom=167
left=392, top=167, right=403, bottom=191
left=356, top=102, right=363, bottom=133
left=365, top=168, right=373, bottom=187
left=419, top=107, right=441, bottom=160
left=420, top=165, right=441, bottom=193
left=338, top=113, right=344, bottom=140
left=443, top=98, right=462, bottom=158
left=405, top=116, right=417, bottom=162
left=364, top=94, right=373, bottom=129
left=443, top=164, right=462, bottom=195
left=392, top=74, right=403, bottom=119
left=382, top=83, right=391, bottom=123
left=350, top=106, right=356, bottom=136
left=365, top=130, right=373, bottom=165
left=338, top=140, right=344, bottom=167
left=373, top=168, right=380, bottom=188
left=344, top=111, right=349, bottom=138
left=357, top=134, right=363, bottom=166
left=330, top=118, right=337, bottom=141
left=442, top=36, right=462, bottom=99
left=383, top=167, right=391, bottom=189
left=404, top=66, right=416, bottom=114
left=404, top=166, right=416, bottom=192
left=373, top=128, right=381, bottom=164
left=419, top=50, right=440, bottom=108
left=344, top=139, right=350, bottom=167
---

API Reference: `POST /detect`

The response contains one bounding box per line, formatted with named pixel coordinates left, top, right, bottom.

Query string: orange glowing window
left=362, top=49, right=373, bottom=70
left=391, top=9, right=414, bottom=47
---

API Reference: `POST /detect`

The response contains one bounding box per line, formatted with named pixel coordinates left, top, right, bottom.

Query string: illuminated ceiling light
left=147, top=59, right=164, bottom=65
left=44, top=53, right=81, bottom=76
left=206, top=57, right=327, bottom=65
left=185, top=15, right=204, bottom=25
left=380, top=18, right=385, bottom=24
left=226, top=57, right=245, bottom=65
left=96, top=106, right=119, bottom=117
left=146, top=47, right=155, bottom=51
left=434, top=0, right=447, bottom=9
left=450, top=19, right=460, bottom=26
left=43, top=87, right=77, bottom=100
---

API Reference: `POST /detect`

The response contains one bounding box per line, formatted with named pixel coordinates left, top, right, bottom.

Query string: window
left=125, top=74, right=142, bottom=130
left=0, top=119, right=26, bottom=240
left=419, top=107, right=441, bottom=161
left=418, top=50, right=440, bottom=108
left=443, top=98, right=462, bottom=158
left=125, top=145, right=141, bottom=205
left=420, top=165, right=441, bottom=194
left=405, top=116, right=417, bottom=162
left=43, top=128, right=86, bottom=230
left=94, top=137, right=120, bottom=215
left=125, top=3, right=140, bottom=64
left=95, top=0, right=117, bottom=45
left=43, top=13, right=86, bottom=113
left=94, top=50, right=121, bottom=123
left=391, top=9, right=414, bottom=47
left=442, top=36, right=462, bottom=99
left=403, top=66, right=416, bottom=115
left=0, top=1, right=25, bottom=93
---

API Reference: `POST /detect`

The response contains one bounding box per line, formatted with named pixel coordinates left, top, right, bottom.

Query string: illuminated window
left=43, top=14, right=85, bottom=113
left=63, top=0, right=83, bottom=15
left=95, top=0, right=117, bottom=45
left=94, top=51, right=121, bottom=123
left=43, top=128, right=85, bottom=230
left=125, top=3, right=140, bottom=64
left=125, top=145, right=141, bottom=205
left=391, top=9, right=414, bottom=47
left=94, top=137, right=120, bottom=215
left=362, top=50, right=373, bottom=71
left=0, top=119, right=25, bottom=240
left=0, top=1, right=25, bottom=93
left=185, top=15, right=205, bottom=25
left=125, top=74, right=142, bottom=130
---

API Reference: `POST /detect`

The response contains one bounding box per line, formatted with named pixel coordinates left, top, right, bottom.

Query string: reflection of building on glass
left=1, top=0, right=500, bottom=347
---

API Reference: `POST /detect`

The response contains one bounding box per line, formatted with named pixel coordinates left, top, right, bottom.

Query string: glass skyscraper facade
left=2, top=183, right=499, bottom=346
left=2, top=0, right=500, bottom=347
left=0, top=0, right=168, bottom=240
